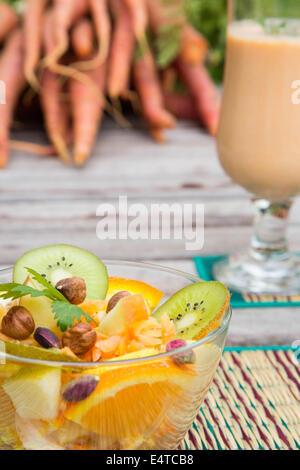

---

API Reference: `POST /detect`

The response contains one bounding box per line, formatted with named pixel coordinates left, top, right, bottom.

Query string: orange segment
left=77, top=300, right=106, bottom=327
left=64, top=357, right=194, bottom=441
left=75, top=382, right=179, bottom=443
left=79, top=300, right=106, bottom=317
left=107, top=277, right=163, bottom=312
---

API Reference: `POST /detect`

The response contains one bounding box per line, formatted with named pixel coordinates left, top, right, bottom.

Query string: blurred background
left=5, top=0, right=229, bottom=82
left=0, top=0, right=299, bottom=345
left=5, top=0, right=299, bottom=84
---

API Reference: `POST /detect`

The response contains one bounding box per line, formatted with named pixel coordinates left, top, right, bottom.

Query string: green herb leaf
left=0, top=284, right=49, bottom=301
left=155, top=23, right=182, bottom=68
left=0, top=270, right=94, bottom=333
left=25, top=267, right=66, bottom=302
left=52, top=301, right=93, bottom=333
left=133, top=30, right=152, bottom=62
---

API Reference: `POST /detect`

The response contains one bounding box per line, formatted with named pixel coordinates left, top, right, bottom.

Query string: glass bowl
left=0, top=260, right=231, bottom=450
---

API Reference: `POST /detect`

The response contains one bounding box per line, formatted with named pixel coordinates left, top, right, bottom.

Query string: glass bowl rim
left=0, top=260, right=232, bottom=368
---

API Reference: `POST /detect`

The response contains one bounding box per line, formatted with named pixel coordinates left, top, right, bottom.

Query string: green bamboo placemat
left=194, top=255, right=300, bottom=308
left=182, top=346, right=300, bottom=450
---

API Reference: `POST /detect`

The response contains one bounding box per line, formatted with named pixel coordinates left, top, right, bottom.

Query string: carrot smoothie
left=217, top=20, right=300, bottom=200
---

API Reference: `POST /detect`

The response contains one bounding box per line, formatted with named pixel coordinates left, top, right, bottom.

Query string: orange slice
left=77, top=300, right=106, bottom=327
left=79, top=300, right=105, bottom=317
left=107, top=277, right=163, bottom=312
left=64, top=353, right=194, bottom=441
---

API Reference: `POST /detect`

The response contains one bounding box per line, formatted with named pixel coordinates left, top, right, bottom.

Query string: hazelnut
left=62, top=323, right=96, bottom=355
left=56, top=277, right=87, bottom=305
left=106, top=291, right=131, bottom=313
left=1, top=306, right=35, bottom=340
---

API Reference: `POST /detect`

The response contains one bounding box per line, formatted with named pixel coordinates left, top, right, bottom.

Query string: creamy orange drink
left=217, top=20, right=300, bottom=200
left=214, top=13, right=300, bottom=296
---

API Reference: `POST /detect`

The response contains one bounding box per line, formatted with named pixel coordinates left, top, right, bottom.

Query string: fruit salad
left=0, top=245, right=231, bottom=450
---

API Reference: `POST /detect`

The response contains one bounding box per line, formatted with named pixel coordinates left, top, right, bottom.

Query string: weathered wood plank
left=1, top=197, right=300, bottom=224
left=0, top=194, right=299, bottom=264
left=0, top=225, right=299, bottom=265
left=0, top=123, right=243, bottom=200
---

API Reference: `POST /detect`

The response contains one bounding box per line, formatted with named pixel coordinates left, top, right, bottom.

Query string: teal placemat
left=194, top=255, right=300, bottom=308
left=183, top=346, right=300, bottom=450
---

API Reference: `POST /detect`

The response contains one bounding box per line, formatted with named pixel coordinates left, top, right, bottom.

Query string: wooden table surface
left=0, top=120, right=299, bottom=346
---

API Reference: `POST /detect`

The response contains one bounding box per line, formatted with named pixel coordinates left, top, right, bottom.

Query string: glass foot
left=213, top=253, right=300, bottom=295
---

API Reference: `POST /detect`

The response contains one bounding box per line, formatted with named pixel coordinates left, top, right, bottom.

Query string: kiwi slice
left=0, top=340, right=81, bottom=363
left=13, top=244, right=108, bottom=300
left=153, top=281, right=230, bottom=341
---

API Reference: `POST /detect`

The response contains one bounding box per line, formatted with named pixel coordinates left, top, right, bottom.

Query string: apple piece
left=3, top=366, right=61, bottom=421
left=15, top=414, right=64, bottom=450
left=98, top=294, right=150, bottom=337
left=19, top=276, right=60, bottom=336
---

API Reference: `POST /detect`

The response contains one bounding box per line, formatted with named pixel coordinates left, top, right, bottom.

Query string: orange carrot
left=163, top=91, right=198, bottom=121
left=76, top=0, right=111, bottom=69
left=23, top=0, right=49, bottom=90
left=147, top=0, right=207, bottom=65
left=150, top=127, right=165, bottom=143
left=40, top=12, right=71, bottom=164
left=124, top=0, right=148, bottom=44
left=69, top=59, right=106, bottom=166
left=40, top=68, right=71, bottom=164
left=0, top=29, right=25, bottom=168
left=44, top=0, right=89, bottom=67
left=107, top=0, right=135, bottom=98
left=175, top=59, right=220, bottom=136
left=180, top=25, right=208, bottom=65
left=147, top=0, right=183, bottom=31
left=44, top=0, right=102, bottom=94
left=10, top=140, right=56, bottom=156
left=0, top=3, right=19, bottom=44
left=133, top=50, right=176, bottom=130
left=161, top=67, right=177, bottom=92
left=71, top=18, right=95, bottom=59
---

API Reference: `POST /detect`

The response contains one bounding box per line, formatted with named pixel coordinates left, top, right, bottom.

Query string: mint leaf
left=0, top=271, right=94, bottom=333
left=0, top=284, right=49, bottom=301
left=25, top=268, right=66, bottom=302
left=52, top=301, right=93, bottom=332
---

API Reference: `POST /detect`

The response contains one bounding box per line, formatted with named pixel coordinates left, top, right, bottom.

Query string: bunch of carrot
left=0, top=0, right=220, bottom=167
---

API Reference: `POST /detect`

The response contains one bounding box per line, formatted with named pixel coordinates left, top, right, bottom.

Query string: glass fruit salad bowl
left=0, top=245, right=231, bottom=450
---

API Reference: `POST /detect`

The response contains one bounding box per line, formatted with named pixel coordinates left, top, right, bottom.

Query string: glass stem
left=250, top=199, right=293, bottom=261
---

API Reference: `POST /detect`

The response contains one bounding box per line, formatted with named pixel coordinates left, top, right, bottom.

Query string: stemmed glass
left=214, top=0, right=300, bottom=294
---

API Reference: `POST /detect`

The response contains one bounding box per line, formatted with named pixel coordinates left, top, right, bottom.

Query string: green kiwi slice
left=0, top=340, right=81, bottom=363
left=153, top=281, right=230, bottom=340
left=13, top=244, right=108, bottom=300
